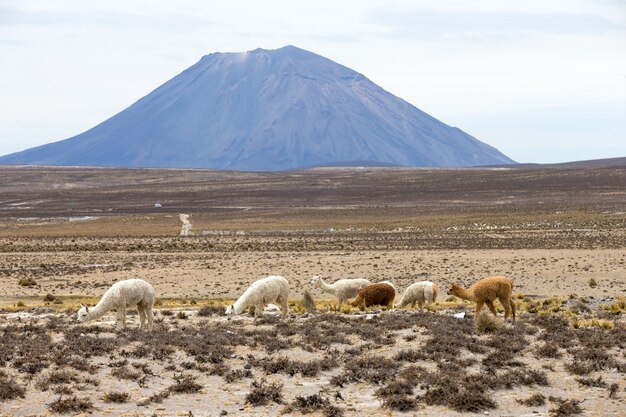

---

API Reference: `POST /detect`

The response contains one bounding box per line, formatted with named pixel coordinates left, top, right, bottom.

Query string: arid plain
left=0, top=163, right=625, bottom=416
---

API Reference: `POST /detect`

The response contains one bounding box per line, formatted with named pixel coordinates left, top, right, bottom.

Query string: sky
left=0, top=0, right=624, bottom=164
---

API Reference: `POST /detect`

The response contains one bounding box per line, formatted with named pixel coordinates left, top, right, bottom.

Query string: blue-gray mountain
left=0, top=46, right=515, bottom=171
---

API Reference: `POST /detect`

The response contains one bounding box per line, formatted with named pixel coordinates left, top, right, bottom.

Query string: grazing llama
left=348, top=283, right=395, bottom=311
left=226, top=275, right=289, bottom=319
left=394, top=281, right=438, bottom=310
left=76, top=278, right=155, bottom=331
left=447, top=276, right=515, bottom=320
left=310, top=276, right=370, bottom=307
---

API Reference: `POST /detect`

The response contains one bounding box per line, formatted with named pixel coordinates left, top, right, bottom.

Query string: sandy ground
left=1, top=249, right=624, bottom=305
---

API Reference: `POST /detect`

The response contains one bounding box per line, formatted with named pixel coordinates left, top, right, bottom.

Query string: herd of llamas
left=76, top=274, right=516, bottom=330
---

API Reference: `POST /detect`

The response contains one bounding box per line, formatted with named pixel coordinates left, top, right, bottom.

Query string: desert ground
left=0, top=164, right=625, bottom=416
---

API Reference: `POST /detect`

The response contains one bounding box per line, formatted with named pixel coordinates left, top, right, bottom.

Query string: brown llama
left=447, top=276, right=516, bottom=320
left=348, top=283, right=395, bottom=311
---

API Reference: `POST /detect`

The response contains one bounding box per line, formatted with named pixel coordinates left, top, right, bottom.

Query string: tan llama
left=447, top=276, right=515, bottom=320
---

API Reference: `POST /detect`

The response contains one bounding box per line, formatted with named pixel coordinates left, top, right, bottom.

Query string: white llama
left=77, top=278, right=155, bottom=331
left=226, top=275, right=289, bottom=319
left=310, top=276, right=371, bottom=307
left=394, top=281, right=438, bottom=310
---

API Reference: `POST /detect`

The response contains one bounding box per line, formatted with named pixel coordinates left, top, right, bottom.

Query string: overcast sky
left=1, top=0, right=624, bottom=163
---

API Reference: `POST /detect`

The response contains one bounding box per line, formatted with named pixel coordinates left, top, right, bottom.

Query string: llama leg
left=116, top=309, right=126, bottom=331
left=138, top=306, right=146, bottom=330
left=255, top=304, right=264, bottom=319
left=475, top=301, right=485, bottom=318
left=418, top=300, right=424, bottom=310
left=509, top=299, right=516, bottom=321
left=410, top=301, right=416, bottom=309
left=146, top=307, right=154, bottom=331
left=486, top=300, right=498, bottom=316
left=500, top=297, right=512, bottom=319
left=276, top=295, right=288, bottom=318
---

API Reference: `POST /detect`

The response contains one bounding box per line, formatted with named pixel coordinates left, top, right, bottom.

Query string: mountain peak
left=0, top=47, right=514, bottom=171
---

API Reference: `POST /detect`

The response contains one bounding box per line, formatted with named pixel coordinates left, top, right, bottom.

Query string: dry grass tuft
left=476, top=311, right=504, bottom=332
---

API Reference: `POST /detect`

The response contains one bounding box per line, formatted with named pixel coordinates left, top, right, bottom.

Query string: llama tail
left=507, top=277, right=514, bottom=290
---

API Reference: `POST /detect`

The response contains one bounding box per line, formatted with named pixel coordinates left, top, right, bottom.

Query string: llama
left=447, top=276, right=515, bottom=320
left=76, top=278, right=155, bottom=331
left=310, top=276, right=371, bottom=307
left=226, top=275, right=289, bottom=319
left=394, top=281, right=438, bottom=310
left=348, top=283, right=395, bottom=311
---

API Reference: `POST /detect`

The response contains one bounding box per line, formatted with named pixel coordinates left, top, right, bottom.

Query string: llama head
left=76, top=305, right=89, bottom=322
left=447, top=283, right=463, bottom=296
left=225, top=305, right=235, bottom=320
left=310, top=275, right=321, bottom=285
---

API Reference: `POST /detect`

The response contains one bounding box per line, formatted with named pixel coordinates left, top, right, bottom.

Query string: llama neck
left=316, top=278, right=333, bottom=292
left=86, top=292, right=115, bottom=321
left=454, top=286, right=477, bottom=302
left=232, top=294, right=249, bottom=315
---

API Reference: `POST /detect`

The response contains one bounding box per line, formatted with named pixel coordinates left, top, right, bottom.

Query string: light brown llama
left=348, top=283, right=395, bottom=311
left=447, top=276, right=516, bottom=320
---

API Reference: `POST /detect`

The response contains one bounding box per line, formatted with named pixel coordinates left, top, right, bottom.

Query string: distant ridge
left=493, top=156, right=626, bottom=169
left=0, top=45, right=515, bottom=171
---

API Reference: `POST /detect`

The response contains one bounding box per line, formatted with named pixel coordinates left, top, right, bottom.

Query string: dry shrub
left=103, top=391, right=130, bottom=403
left=252, top=355, right=337, bottom=377
left=334, top=355, right=399, bottom=386
left=549, top=398, right=583, bottom=416
left=111, top=366, right=141, bottom=381
left=49, top=396, right=93, bottom=413
left=608, top=383, right=619, bottom=398
left=245, top=379, right=283, bottom=406
left=375, top=379, right=418, bottom=411
left=380, top=394, right=418, bottom=411
left=148, top=389, right=170, bottom=404
left=575, top=376, right=606, bottom=388
left=516, top=393, right=546, bottom=406
left=535, top=342, right=562, bottom=358
left=393, top=349, right=423, bottom=362
left=283, top=393, right=343, bottom=417
left=0, top=374, right=25, bottom=401
left=224, top=368, right=252, bottom=383
left=197, top=304, right=224, bottom=316
left=565, top=347, right=620, bottom=375
left=169, top=374, right=202, bottom=394
left=36, top=369, right=79, bottom=391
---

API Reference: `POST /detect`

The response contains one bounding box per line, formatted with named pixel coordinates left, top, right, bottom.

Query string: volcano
left=0, top=45, right=515, bottom=171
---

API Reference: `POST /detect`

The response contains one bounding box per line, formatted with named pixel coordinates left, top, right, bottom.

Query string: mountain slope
left=0, top=46, right=515, bottom=171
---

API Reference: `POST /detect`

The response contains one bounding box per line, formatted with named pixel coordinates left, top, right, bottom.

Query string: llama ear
left=85, top=306, right=89, bottom=312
